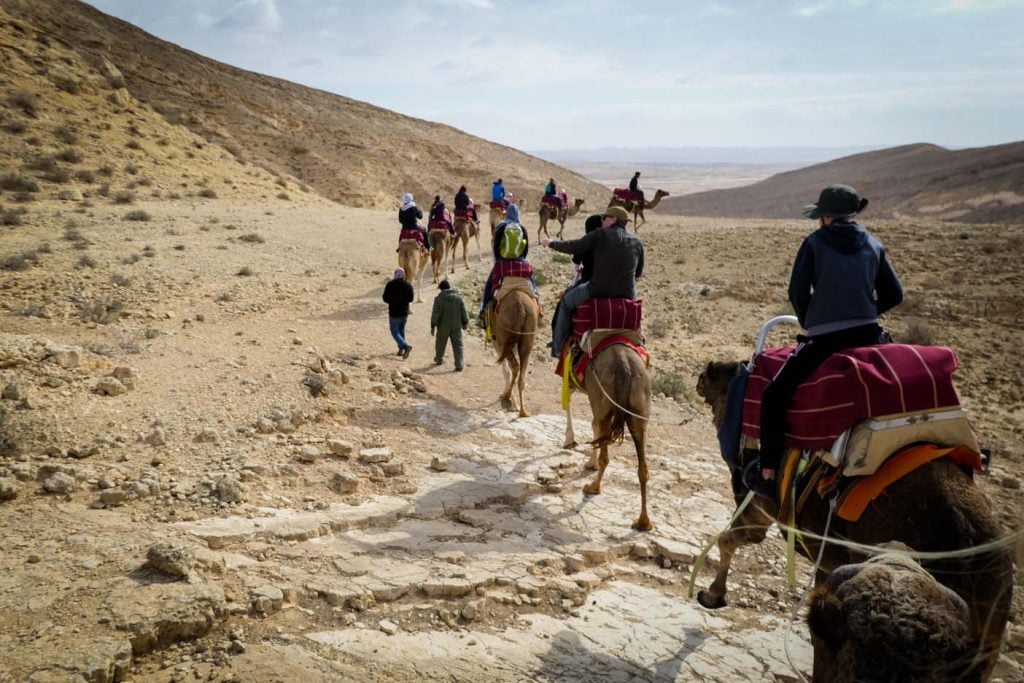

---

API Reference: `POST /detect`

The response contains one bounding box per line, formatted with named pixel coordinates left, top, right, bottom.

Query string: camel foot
left=562, top=440, right=577, bottom=450
left=696, top=590, right=727, bottom=609
left=583, top=482, right=601, bottom=496
left=500, top=397, right=515, bottom=412
left=632, top=516, right=653, bottom=532
left=518, top=409, right=530, bottom=418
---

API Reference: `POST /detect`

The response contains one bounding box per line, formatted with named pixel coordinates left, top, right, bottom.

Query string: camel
left=563, top=343, right=653, bottom=531
left=538, top=197, right=585, bottom=240
left=451, top=216, right=482, bottom=270
left=490, top=288, right=538, bottom=418
left=695, top=360, right=1013, bottom=678
left=397, top=240, right=428, bottom=303
left=807, top=549, right=986, bottom=682
left=428, top=229, right=452, bottom=284
left=607, top=189, right=669, bottom=230
left=488, top=204, right=506, bottom=233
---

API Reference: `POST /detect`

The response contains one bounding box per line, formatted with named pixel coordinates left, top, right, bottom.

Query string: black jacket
left=382, top=278, right=414, bottom=317
left=549, top=225, right=644, bottom=299
left=398, top=206, right=423, bottom=230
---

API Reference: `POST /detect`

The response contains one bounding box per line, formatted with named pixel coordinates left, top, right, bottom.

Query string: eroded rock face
left=107, top=580, right=227, bottom=654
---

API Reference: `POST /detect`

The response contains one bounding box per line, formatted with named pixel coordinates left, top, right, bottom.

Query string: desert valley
left=1, top=2, right=1023, bottom=682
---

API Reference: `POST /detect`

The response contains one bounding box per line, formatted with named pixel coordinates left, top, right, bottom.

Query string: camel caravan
left=392, top=181, right=1014, bottom=681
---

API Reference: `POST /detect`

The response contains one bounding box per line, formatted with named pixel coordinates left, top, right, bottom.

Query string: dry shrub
left=0, top=175, right=39, bottom=193
left=8, top=90, right=39, bottom=117
left=78, top=298, right=124, bottom=325
left=124, top=163, right=139, bottom=176
left=124, top=210, right=151, bottom=222
left=56, top=147, right=83, bottom=163
left=97, top=165, right=115, bottom=177
left=53, top=75, right=81, bottom=94
left=237, top=266, right=254, bottom=277
left=75, top=255, right=97, bottom=269
left=54, top=125, right=78, bottom=144
left=0, top=206, right=28, bottom=226
left=126, top=139, right=141, bottom=150
left=276, top=192, right=290, bottom=200
left=113, top=190, right=135, bottom=204
left=900, top=318, right=934, bottom=345
left=1, top=251, right=41, bottom=271
left=647, top=318, right=670, bottom=339
left=3, top=120, right=27, bottom=135
left=651, top=370, right=686, bottom=399
left=75, top=169, right=95, bottom=183
left=238, top=233, right=265, bottom=243
left=110, top=273, right=131, bottom=287
left=198, top=188, right=218, bottom=199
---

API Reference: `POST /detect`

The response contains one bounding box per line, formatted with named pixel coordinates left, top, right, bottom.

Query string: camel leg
left=563, top=395, right=577, bottom=449
left=461, top=236, right=468, bottom=270
left=629, top=416, right=652, bottom=531
left=415, top=257, right=427, bottom=302
left=697, top=504, right=773, bottom=609
left=585, top=447, right=598, bottom=471
left=516, top=344, right=530, bottom=418
left=583, top=444, right=609, bottom=495
left=499, top=357, right=516, bottom=412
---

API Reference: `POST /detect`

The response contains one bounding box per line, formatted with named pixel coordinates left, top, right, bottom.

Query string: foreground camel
left=397, top=240, right=428, bottom=302
left=695, top=360, right=1013, bottom=678
left=452, top=215, right=482, bottom=269
left=491, top=289, right=538, bottom=417
left=538, top=197, right=585, bottom=239
left=428, top=229, right=451, bottom=284
left=563, top=344, right=652, bottom=531
left=607, top=189, right=669, bottom=230
left=808, top=549, right=986, bottom=682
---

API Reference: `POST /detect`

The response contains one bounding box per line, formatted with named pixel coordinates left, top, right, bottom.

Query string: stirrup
left=742, top=459, right=777, bottom=500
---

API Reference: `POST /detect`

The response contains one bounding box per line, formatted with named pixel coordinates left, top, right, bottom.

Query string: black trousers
left=759, top=323, right=883, bottom=470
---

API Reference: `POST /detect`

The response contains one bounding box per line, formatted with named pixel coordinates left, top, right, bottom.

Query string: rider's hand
left=541, top=238, right=551, bottom=248
left=430, top=327, right=435, bottom=336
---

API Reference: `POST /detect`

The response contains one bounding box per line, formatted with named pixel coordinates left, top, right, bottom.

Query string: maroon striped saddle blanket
left=743, top=344, right=962, bottom=450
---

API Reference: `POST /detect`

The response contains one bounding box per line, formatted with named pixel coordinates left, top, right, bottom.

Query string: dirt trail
left=1, top=200, right=1021, bottom=682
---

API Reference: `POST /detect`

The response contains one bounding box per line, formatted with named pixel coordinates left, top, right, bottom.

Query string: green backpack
left=498, top=223, right=526, bottom=259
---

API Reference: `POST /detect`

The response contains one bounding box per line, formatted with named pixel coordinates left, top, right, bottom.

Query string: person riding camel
left=398, top=192, right=430, bottom=252
left=454, top=185, right=478, bottom=224
left=628, top=171, right=645, bottom=204
left=542, top=205, right=644, bottom=358
left=429, top=196, right=454, bottom=235
left=549, top=213, right=603, bottom=345
left=747, top=184, right=903, bottom=499
left=544, top=177, right=563, bottom=210
left=479, top=203, right=538, bottom=327
left=492, top=178, right=506, bottom=205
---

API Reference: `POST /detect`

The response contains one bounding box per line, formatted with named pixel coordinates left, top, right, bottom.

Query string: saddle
left=399, top=228, right=428, bottom=254
left=612, top=188, right=642, bottom=203
left=489, top=199, right=509, bottom=210
left=541, top=194, right=562, bottom=209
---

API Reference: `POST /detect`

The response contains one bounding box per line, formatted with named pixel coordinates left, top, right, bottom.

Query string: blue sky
left=86, top=0, right=1024, bottom=152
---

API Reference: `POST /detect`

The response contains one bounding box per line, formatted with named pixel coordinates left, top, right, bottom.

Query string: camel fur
left=491, top=289, right=538, bottom=418
left=452, top=216, right=482, bottom=269
left=428, top=229, right=452, bottom=284
left=397, top=240, right=428, bottom=303
left=808, top=549, right=984, bottom=682
left=607, top=189, right=669, bottom=230
left=563, top=344, right=653, bottom=532
left=538, top=197, right=585, bottom=240
left=695, top=359, right=1013, bottom=679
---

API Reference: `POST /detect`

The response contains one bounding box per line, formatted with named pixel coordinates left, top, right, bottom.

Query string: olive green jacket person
left=430, top=285, right=470, bottom=370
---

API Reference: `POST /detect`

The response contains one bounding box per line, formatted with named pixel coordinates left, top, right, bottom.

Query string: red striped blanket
left=743, top=344, right=962, bottom=449
left=572, top=298, right=643, bottom=337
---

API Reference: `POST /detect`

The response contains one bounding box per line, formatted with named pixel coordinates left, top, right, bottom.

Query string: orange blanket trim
left=836, top=443, right=982, bottom=522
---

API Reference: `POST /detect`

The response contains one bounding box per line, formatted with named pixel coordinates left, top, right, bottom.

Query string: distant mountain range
left=659, top=142, right=1024, bottom=224
left=530, top=146, right=884, bottom=166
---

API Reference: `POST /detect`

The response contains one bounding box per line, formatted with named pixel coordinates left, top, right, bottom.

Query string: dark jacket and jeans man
left=754, top=185, right=904, bottom=496
left=431, top=281, right=470, bottom=371
left=383, top=268, right=415, bottom=358
left=544, top=206, right=645, bottom=357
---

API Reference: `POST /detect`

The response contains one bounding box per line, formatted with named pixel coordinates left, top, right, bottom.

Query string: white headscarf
left=400, top=193, right=415, bottom=211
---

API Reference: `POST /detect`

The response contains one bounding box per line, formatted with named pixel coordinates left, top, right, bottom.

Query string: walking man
left=431, top=280, right=470, bottom=371
left=383, top=267, right=414, bottom=359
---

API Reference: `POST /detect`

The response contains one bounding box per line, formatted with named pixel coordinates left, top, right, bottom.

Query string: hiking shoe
left=433, top=359, right=443, bottom=365
left=401, top=345, right=412, bottom=359
left=455, top=366, right=464, bottom=372
left=396, top=349, right=404, bottom=356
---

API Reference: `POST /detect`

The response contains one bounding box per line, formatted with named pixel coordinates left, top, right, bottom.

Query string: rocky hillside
left=660, top=142, right=1024, bottom=224
left=1, top=0, right=608, bottom=210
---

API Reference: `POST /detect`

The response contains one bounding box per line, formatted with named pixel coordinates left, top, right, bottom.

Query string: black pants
left=759, top=323, right=883, bottom=470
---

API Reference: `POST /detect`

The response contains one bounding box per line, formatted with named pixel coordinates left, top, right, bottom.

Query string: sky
left=85, top=0, right=1024, bottom=153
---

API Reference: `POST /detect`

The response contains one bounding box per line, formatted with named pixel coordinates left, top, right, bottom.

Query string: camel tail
left=589, top=349, right=647, bottom=449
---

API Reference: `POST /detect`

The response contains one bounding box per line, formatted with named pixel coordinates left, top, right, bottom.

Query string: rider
left=479, top=203, right=537, bottom=326
left=492, top=178, right=506, bottom=205
left=549, top=213, right=603, bottom=344
left=542, top=205, right=644, bottom=358
left=429, top=195, right=454, bottom=235
left=543, top=177, right=563, bottom=209
left=398, top=192, right=430, bottom=252
left=750, top=184, right=903, bottom=498
left=454, top=185, right=478, bottom=223
left=628, top=171, right=645, bottom=204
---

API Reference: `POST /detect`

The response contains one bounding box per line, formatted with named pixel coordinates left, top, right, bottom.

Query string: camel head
left=807, top=549, right=983, bottom=682
left=697, top=360, right=741, bottom=430
left=573, top=198, right=585, bottom=209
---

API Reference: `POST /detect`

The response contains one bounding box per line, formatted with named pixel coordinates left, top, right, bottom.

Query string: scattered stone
left=358, top=447, right=392, bottom=464
left=255, top=417, right=275, bottom=434
left=194, top=429, right=219, bottom=444
left=296, top=445, right=320, bottom=463
left=653, top=537, right=698, bottom=565
left=109, top=366, right=138, bottom=389
left=144, top=427, right=167, bottom=447
left=227, top=640, right=246, bottom=655
left=1000, top=476, right=1021, bottom=490
left=100, top=489, right=130, bottom=507
left=429, top=457, right=448, bottom=472
left=326, top=439, right=354, bottom=456
left=579, top=543, right=611, bottom=565
left=93, top=376, right=128, bottom=396
left=461, top=603, right=478, bottom=621
left=2, top=382, right=25, bottom=401
left=631, top=541, right=655, bottom=559
left=251, top=586, right=284, bottom=615
left=378, top=619, right=399, bottom=635
left=381, top=462, right=404, bottom=477
left=422, top=579, right=473, bottom=598
left=42, top=472, right=76, bottom=494
left=215, top=476, right=244, bottom=503
left=329, top=472, right=360, bottom=494
left=147, top=543, right=196, bottom=577
left=0, top=477, right=19, bottom=501
left=58, top=188, right=84, bottom=202
left=51, top=349, right=81, bottom=369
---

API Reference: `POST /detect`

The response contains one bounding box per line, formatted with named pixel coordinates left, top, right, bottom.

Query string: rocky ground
left=1, top=197, right=1022, bottom=682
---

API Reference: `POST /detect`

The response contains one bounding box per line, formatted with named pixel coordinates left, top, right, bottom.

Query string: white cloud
left=214, top=0, right=281, bottom=31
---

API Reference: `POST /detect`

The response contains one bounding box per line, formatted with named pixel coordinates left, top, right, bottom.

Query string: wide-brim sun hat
left=803, top=184, right=869, bottom=218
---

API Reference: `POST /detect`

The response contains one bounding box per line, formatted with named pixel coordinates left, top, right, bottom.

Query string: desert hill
left=1, top=0, right=608, bottom=210
left=660, top=142, right=1024, bottom=224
